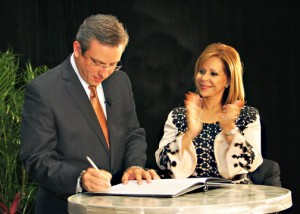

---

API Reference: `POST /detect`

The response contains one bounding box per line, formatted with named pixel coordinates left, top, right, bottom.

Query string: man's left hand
left=122, top=167, right=160, bottom=184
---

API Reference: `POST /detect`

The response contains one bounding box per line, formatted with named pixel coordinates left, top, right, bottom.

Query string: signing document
left=88, top=177, right=232, bottom=198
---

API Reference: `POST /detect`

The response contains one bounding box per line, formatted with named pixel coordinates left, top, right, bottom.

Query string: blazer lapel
left=102, top=76, right=118, bottom=167
left=61, top=57, right=110, bottom=153
left=102, top=80, right=115, bottom=148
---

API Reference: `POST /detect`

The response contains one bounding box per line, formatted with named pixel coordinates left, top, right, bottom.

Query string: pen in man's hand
left=86, top=156, right=99, bottom=170
left=86, top=156, right=111, bottom=187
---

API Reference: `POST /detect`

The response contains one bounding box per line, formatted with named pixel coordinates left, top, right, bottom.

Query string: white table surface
left=68, top=184, right=292, bottom=214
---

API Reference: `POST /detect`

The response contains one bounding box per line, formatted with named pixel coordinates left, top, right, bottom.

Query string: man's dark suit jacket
left=249, top=158, right=282, bottom=187
left=20, top=55, right=147, bottom=213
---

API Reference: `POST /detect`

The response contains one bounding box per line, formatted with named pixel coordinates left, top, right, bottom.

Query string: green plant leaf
left=0, top=49, right=47, bottom=213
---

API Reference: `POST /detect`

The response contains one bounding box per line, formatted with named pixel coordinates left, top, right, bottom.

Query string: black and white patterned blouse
left=155, top=105, right=263, bottom=180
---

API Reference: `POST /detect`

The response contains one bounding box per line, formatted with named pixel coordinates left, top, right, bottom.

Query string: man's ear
left=73, top=41, right=81, bottom=57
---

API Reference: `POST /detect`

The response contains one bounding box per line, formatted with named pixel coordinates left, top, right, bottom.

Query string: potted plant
left=0, top=50, right=48, bottom=213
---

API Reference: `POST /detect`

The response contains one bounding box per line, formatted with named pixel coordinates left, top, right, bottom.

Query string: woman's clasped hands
left=183, top=92, right=204, bottom=150
left=183, top=91, right=245, bottom=147
left=218, top=100, right=244, bottom=139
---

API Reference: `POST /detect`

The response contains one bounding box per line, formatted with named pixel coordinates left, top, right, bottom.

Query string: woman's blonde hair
left=194, top=43, right=245, bottom=105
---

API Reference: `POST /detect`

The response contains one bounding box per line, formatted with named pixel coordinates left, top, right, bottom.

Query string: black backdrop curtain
left=1, top=1, right=299, bottom=213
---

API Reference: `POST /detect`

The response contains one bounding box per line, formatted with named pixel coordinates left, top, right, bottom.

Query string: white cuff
left=76, top=170, right=86, bottom=193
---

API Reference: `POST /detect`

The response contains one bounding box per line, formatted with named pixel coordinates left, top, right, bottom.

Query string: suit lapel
left=102, top=75, right=118, bottom=165
left=61, top=57, right=110, bottom=153
left=102, top=79, right=115, bottom=147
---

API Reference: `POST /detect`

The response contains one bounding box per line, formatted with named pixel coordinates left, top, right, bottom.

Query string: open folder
left=88, top=177, right=232, bottom=198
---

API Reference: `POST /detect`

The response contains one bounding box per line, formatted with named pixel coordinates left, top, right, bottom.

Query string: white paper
left=92, top=177, right=227, bottom=197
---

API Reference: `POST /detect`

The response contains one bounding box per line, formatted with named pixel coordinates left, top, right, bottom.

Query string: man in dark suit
left=20, top=14, right=159, bottom=213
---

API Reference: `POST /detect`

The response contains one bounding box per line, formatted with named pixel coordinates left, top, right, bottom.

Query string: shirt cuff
left=76, top=170, right=86, bottom=193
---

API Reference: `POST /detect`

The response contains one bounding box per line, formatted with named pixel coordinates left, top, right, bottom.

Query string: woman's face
left=195, top=56, right=228, bottom=101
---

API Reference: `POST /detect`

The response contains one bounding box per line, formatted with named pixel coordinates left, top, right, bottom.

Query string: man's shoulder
left=29, top=56, right=71, bottom=85
left=104, top=70, right=131, bottom=88
left=108, top=70, right=129, bottom=80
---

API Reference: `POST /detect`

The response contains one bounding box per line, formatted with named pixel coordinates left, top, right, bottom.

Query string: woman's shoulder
left=171, top=106, right=186, bottom=113
left=238, top=105, right=260, bottom=126
left=169, top=106, right=188, bottom=131
left=241, top=105, right=259, bottom=115
left=169, top=106, right=187, bottom=118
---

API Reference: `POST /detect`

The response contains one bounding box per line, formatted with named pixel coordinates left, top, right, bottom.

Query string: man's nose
left=98, top=67, right=112, bottom=77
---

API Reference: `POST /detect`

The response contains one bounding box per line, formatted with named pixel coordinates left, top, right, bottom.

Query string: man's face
left=73, top=39, right=124, bottom=86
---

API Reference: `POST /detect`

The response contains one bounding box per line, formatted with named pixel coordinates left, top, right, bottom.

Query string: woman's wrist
left=222, top=127, right=239, bottom=136
left=184, top=130, right=197, bottom=140
left=182, top=131, right=196, bottom=151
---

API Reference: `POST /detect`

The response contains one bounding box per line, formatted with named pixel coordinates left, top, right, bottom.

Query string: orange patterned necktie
left=88, top=85, right=110, bottom=148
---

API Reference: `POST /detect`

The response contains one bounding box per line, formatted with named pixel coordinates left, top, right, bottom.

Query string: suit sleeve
left=20, top=81, right=80, bottom=195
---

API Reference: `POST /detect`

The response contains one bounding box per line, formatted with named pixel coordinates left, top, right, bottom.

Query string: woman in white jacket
left=155, top=43, right=263, bottom=183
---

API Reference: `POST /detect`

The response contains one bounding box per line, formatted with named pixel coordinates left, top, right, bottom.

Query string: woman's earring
left=225, top=82, right=229, bottom=88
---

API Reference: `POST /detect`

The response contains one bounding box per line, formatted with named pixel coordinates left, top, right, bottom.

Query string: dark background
left=1, top=0, right=299, bottom=213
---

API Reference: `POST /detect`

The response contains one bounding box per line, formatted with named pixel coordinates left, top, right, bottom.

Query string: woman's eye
left=211, top=71, right=218, bottom=76
left=198, top=69, right=205, bottom=74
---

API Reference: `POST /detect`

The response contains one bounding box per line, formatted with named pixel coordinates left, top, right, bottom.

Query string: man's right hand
left=82, top=167, right=112, bottom=192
